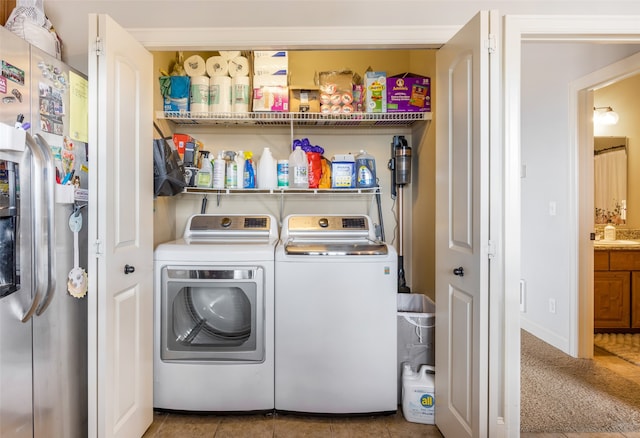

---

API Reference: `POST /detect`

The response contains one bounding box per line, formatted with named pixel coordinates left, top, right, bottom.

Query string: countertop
left=594, top=239, right=640, bottom=250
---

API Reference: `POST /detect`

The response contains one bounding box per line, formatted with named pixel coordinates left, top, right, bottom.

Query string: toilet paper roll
left=184, top=55, right=207, bottom=77
left=206, top=56, right=229, bottom=77
left=189, top=76, right=210, bottom=114
left=228, top=56, right=250, bottom=77
left=219, top=50, right=241, bottom=61
left=209, top=76, right=232, bottom=113
left=231, top=76, right=250, bottom=113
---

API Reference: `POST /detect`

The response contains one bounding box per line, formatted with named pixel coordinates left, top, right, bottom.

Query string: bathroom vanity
left=594, top=241, right=640, bottom=330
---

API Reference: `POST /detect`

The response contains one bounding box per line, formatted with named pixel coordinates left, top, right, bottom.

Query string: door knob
left=124, top=264, right=135, bottom=274
left=453, top=267, right=464, bottom=277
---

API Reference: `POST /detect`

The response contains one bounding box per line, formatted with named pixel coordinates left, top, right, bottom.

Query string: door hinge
left=95, top=37, right=103, bottom=56
left=94, top=240, right=103, bottom=257
left=486, top=34, right=497, bottom=54
left=487, top=240, right=497, bottom=259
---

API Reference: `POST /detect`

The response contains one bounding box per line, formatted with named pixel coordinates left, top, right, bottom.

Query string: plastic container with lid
left=401, top=364, right=435, bottom=425
left=355, top=150, right=377, bottom=188
left=288, top=145, right=309, bottom=189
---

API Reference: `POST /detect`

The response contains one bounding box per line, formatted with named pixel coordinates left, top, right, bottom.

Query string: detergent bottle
left=235, top=150, right=245, bottom=189
left=355, top=150, right=377, bottom=188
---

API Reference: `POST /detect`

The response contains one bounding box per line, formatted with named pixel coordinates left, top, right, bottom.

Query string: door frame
left=503, top=14, right=640, bottom=371
left=571, top=51, right=640, bottom=357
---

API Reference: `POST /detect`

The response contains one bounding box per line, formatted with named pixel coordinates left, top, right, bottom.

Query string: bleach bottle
left=402, top=364, right=435, bottom=424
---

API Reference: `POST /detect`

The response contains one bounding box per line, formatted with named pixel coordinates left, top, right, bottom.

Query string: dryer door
left=161, top=266, right=265, bottom=362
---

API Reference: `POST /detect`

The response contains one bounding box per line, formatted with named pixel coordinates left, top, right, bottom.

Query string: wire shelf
left=156, top=111, right=430, bottom=127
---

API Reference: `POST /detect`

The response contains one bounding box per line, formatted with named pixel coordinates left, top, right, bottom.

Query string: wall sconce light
left=593, top=106, right=619, bottom=125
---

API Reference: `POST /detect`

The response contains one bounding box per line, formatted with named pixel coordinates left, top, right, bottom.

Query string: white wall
left=42, top=1, right=640, bottom=75
left=520, top=42, right=640, bottom=351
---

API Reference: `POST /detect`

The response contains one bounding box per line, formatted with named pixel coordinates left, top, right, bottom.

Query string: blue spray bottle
left=243, top=151, right=256, bottom=188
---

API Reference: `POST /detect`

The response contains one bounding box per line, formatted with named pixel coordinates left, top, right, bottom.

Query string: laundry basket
left=397, top=293, right=435, bottom=404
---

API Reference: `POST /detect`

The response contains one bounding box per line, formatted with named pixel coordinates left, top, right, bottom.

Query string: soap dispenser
left=604, top=221, right=616, bottom=241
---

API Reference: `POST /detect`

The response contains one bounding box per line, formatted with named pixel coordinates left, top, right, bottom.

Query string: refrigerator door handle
left=20, top=133, right=52, bottom=322
left=34, top=134, right=57, bottom=316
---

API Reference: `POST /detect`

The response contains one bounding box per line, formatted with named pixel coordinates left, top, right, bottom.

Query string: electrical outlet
left=549, top=298, right=556, bottom=314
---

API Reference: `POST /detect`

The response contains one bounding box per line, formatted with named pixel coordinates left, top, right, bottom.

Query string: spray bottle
left=243, top=151, right=256, bottom=188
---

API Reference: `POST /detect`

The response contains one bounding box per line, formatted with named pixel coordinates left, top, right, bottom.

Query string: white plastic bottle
left=235, top=150, right=245, bottom=189
left=196, top=151, right=212, bottom=188
left=288, top=145, right=309, bottom=189
left=402, top=364, right=435, bottom=425
left=212, top=152, right=226, bottom=189
left=257, top=147, right=277, bottom=189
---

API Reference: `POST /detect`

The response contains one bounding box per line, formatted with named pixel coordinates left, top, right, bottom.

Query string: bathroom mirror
left=594, top=136, right=628, bottom=224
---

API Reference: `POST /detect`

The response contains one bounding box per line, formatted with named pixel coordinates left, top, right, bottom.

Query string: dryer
left=275, top=214, right=397, bottom=414
left=153, top=214, right=277, bottom=412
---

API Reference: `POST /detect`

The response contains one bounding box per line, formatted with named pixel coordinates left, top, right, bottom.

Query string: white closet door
left=435, top=10, right=498, bottom=438
left=88, top=13, right=154, bottom=438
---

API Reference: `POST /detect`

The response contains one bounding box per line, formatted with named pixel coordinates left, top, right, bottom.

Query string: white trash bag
left=5, top=0, right=61, bottom=59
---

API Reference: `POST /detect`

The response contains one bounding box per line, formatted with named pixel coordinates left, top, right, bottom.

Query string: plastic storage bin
left=397, top=293, right=435, bottom=403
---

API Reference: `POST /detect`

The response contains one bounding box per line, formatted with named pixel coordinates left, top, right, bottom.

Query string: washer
left=275, top=214, right=397, bottom=414
left=154, top=214, right=277, bottom=412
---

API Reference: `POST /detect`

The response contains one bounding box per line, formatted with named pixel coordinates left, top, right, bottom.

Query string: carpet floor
left=520, top=330, right=640, bottom=433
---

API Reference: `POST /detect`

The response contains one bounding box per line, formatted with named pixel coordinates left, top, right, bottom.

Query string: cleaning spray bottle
left=243, top=151, right=256, bottom=188
left=196, top=151, right=212, bottom=188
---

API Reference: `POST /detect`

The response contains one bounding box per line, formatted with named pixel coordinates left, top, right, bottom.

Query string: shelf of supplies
left=156, top=111, right=431, bottom=127
left=182, top=187, right=381, bottom=196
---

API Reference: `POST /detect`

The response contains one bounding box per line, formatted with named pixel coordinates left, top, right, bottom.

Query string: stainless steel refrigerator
left=0, top=26, right=88, bottom=438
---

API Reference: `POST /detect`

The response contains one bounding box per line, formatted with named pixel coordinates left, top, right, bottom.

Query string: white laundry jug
left=401, top=363, right=435, bottom=424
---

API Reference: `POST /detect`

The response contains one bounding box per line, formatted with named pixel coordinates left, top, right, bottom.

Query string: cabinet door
left=594, top=271, right=630, bottom=328
left=632, top=272, right=640, bottom=328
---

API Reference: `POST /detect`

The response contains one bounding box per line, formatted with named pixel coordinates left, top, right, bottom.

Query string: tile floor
left=143, top=346, right=640, bottom=437
left=142, top=410, right=442, bottom=437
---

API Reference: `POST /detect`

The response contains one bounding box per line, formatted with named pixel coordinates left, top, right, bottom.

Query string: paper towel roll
left=231, top=76, right=250, bottom=113
left=228, top=56, right=250, bottom=77
left=209, top=76, right=232, bottom=113
left=184, top=55, right=207, bottom=77
left=206, top=56, right=229, bottom=77
left=219, top=50, right=241, bottom=61
left=190, top=76, right=210, bottom=114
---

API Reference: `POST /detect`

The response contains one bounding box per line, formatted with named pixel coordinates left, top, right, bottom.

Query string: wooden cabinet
left=594, top=250, right=640, bottom=330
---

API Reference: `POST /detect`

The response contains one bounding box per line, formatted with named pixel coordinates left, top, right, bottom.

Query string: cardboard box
left=365, top=71, right=387, bottom=113
left=331, top=154, right=356, bottom=188
left=387, top=73, right=431, bottom=112
left=289, top=87, right=320, bottom=113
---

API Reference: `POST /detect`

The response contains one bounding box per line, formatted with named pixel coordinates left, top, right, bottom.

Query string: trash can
left=397, top=293, right=435, bottom=404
